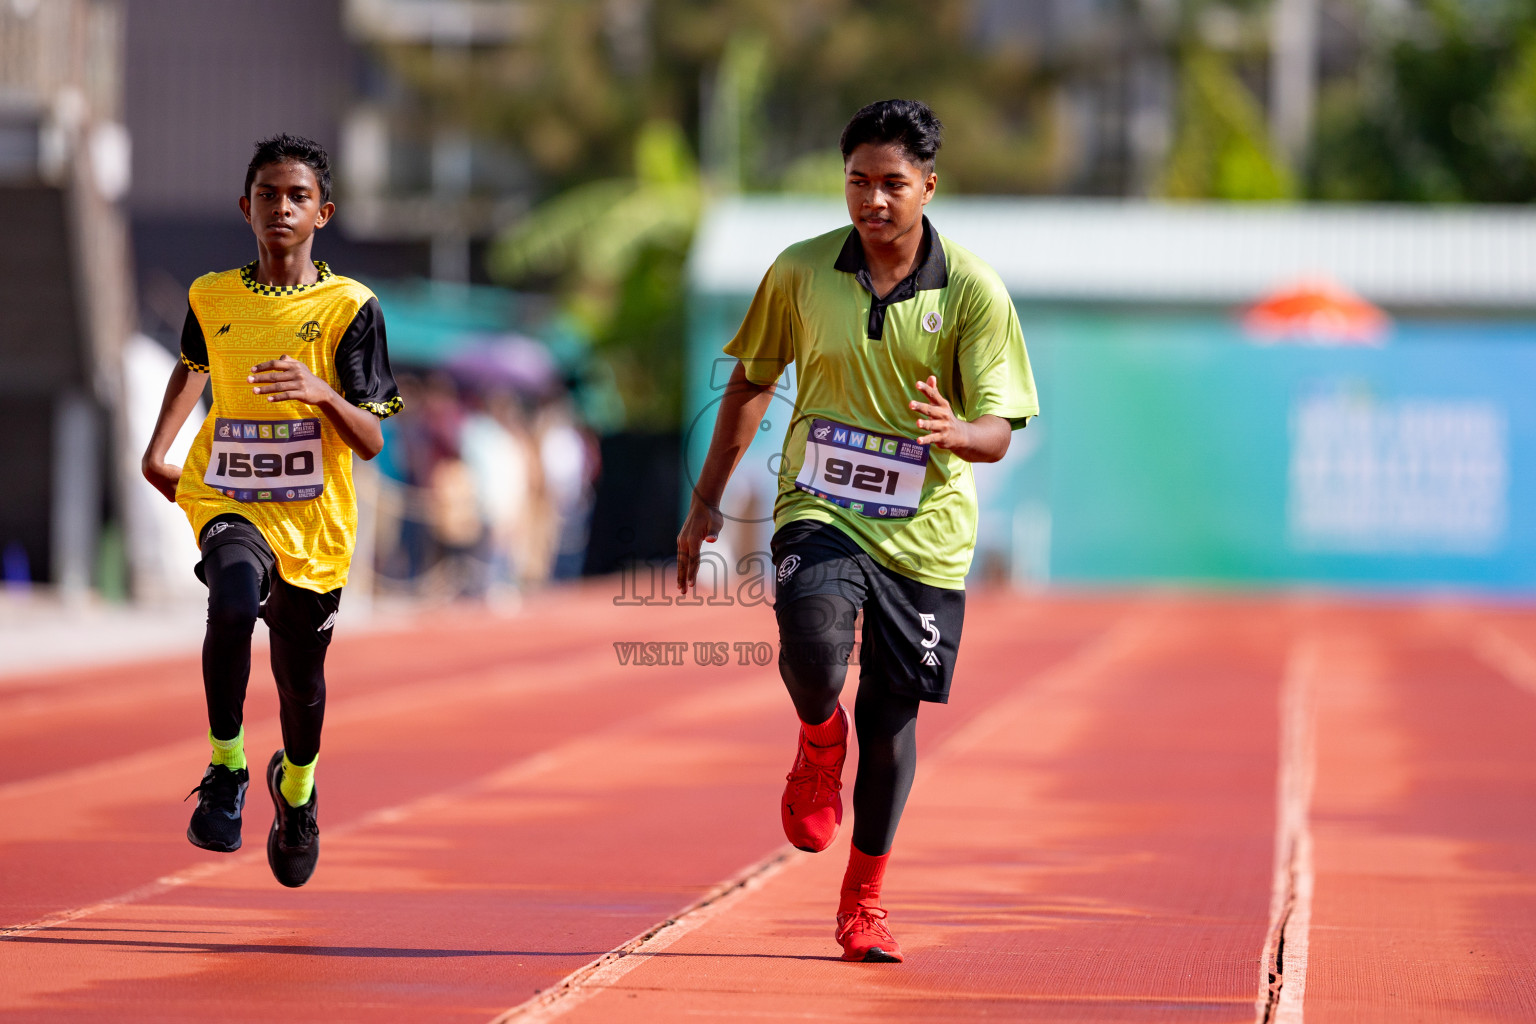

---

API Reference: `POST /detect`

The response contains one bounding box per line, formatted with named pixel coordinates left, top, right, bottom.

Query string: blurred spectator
left=535, top=395, right=599, bottom=582
left=377, top=372, right=465, bottom=587
left=461, top=393, right=533, bottom=597
left=373, top=355, right=596, bottom=601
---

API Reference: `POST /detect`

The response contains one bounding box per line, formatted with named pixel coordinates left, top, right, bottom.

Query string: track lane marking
left=0, top=659, right=783, bottom=940
left=1470, top=624, right=1536, bottom=698
left=491, top=848, right=798, bottom=1024
left=0, top=747, right=553, bottom=941
left=0, top=647, right=622, bottom=805
left=0, top=621, right=624, bottom=722
left=487, top=605, right=1167, bottom=1022
left=1257, top=638, right=1319, bottom=1024
left=0, top=599, right=757, bottom=796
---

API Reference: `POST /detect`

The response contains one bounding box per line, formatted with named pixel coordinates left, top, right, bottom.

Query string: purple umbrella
left=444, top=335, right=559, bottom=395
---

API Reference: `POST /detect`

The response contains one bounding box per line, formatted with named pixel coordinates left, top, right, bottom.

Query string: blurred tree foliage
left=1162, top=46, right=1295, bottom=200
left=1313, top=0, right=1536, bottom=202
left=1155, top=0, right=1294, bottom=200
left=371, top=0, right=1536, bottom=428
left=378, top=0, right=1060, bottom=196
left=374, top=0, right=1061, bottom=428
left=488, top=121, right=700, bottom=429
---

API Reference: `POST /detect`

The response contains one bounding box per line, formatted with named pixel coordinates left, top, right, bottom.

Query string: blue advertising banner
left=687, top=292, right=1536, bottom=590
left=1023, top=312, right=1536, bottom=589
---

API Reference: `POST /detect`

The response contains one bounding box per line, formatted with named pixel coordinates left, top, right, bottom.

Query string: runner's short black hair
left=839, top=100, right=943, bottom=169
left=245, top=133, right=332, bottom=204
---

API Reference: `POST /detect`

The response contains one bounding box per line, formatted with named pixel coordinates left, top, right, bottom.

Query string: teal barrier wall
left=688, top=292, right=1536, bottom=590
left=1028, top=311, right=1536, bottom=589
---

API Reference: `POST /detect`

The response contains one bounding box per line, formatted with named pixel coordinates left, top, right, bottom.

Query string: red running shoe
left=780, top=705, right=848, bottom=852
left=836, top=902, right=904, bottom=963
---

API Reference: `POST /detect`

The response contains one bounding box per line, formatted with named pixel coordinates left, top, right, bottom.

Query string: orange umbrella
left=1243, top=278, right=1389, bottom=345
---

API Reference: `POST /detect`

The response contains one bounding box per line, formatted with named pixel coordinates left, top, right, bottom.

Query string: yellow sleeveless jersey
left=176, top=261, right=402, bottom=593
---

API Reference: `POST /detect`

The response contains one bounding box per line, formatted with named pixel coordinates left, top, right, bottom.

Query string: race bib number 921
left=203, top=418, right=325, bottom=503
left=795, top=418, right=927, bottom=518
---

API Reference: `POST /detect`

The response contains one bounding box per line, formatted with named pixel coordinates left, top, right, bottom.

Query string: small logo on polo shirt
left=215, top=324, right=232, bottom=337
left=923, top=311, right=943, bottom=333
left=296, top=320, right=322, bottom=344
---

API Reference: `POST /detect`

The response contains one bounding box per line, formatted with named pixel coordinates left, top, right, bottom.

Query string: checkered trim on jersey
left=239, top=260, right=334, bottom=297
left=357, top=395, right=404, bottom=420
left=180, top=353, right=211, bottom=374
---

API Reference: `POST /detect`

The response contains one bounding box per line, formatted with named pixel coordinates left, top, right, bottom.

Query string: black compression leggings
left=777, top=593, right=920, bottom=857
left=202, top=543, right=327, bottom=765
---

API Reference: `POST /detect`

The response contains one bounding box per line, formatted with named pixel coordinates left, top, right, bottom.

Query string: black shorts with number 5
left=771, top=519, right=965, bottom=703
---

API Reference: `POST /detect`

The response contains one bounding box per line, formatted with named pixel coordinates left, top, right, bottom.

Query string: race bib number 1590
left=203, top=418, right=325, bottom=502
left=795, top=418, right=927, bottom=518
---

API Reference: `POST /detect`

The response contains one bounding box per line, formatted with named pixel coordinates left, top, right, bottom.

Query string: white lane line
left=0, top=858, right=250, bottom=941
left=1470, top=625, right=1536, bottom=697
left=1257, top=639, right=1319, bottom=1024
left=924, top=611, right=1164, bottom=765
left=0, top=650, right=619, bottom=805
left=490, top=849, right=797, bottom=1024
left=487, top=607, right=1167, bottom=1023
left=0, top=656, right=784, bottom=940
left=0, top=748, right=559, bottom=941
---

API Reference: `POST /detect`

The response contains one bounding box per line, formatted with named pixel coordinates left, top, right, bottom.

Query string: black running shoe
left=185, top=763, right=248, bottom=852
left=265, top=749, right=319, bottom=888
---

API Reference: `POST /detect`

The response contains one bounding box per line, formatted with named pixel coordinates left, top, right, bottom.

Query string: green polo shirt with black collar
left=724, top=216, right=1039, bottom=589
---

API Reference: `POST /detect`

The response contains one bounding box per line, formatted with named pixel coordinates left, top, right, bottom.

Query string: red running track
left=3, top=588, right=1536, bottom=1022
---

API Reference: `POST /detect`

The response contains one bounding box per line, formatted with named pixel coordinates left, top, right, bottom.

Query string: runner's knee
left=777, top=593, right=857, bottom=697
left=271, top=632, right=327, bottom=705
left=203, top=547, right=263, bottom=635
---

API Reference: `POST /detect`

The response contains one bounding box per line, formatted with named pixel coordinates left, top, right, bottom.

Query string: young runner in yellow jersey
left=141, top=135, right=401, bottom=888
left=678, top=101, right=1037, bottom=962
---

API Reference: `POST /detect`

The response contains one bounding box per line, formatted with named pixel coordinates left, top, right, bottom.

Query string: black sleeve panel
left=335, top=297, right=403, bottom=419
left=180, top=308, right=210, bottom=373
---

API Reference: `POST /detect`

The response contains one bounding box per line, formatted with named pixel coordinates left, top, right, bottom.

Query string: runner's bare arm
left=910, top=375, right=1010, bottom=463
left=141, top=360, right=209, bottom=502
left=676, top=360, right=777, bottom=593
left=250, top=355, right=384, bottom=460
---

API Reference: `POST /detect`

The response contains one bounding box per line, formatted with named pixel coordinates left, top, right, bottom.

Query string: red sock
left=801, top=705, right=846, bottom=747
left=839, top=846, right=890, bottom=914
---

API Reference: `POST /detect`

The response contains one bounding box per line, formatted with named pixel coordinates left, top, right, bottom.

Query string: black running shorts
left=770, top=519, right=965, bottom=703
left=196, top=514, right=342, bottom=649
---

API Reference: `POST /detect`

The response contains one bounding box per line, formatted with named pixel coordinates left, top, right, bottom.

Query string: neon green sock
left=209, top=728, right=246, bottom=770
left=280, top=753, right=316, bottom=807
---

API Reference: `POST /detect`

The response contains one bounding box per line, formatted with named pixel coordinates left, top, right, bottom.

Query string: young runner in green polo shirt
left=677, top=99, right=1038, bottom=962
